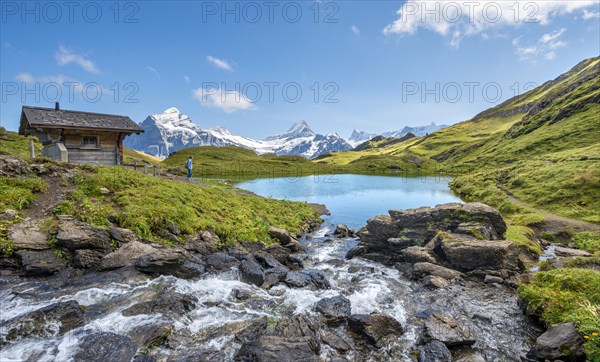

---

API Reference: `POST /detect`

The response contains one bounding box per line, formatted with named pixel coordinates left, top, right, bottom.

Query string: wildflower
left=583, top=335, right=589, bottom=339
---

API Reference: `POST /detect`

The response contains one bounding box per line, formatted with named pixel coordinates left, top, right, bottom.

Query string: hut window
left=82, top=136, right=98, bottom=148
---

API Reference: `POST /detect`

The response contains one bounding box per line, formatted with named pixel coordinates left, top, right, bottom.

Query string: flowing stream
left=0, top=175, right=536, bottom=361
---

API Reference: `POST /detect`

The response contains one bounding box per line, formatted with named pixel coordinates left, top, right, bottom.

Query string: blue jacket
left=185, top=159, right=193, bottom=170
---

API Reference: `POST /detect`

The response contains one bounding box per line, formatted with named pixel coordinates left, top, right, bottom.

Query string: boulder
left=0, top=301, right=84, bottom=346
left=527, top=322, right=584, bottom=361
left=56, top=218, right=112, bottom=251
left=122, top=291, right=197, bottom=318
left=134, top=248, right=205, bottom=279
left=422, top=312, right=476, bottom=347
left=268, top=226, right=301, bottom=251
left=554, top=246, right=592, bottom=258
left=235, top=335, right=319, bottom=362
left=16, top=249, right=66, bottom=276
left=334, top=224, right=354, bottom=238
left=8, top=220, right=49, bottom=250
left=239, top=253, right=289, bottom=289
left=416, top=340, right=452, bottom=362
left=412, top=262, right=462, bottom=281
left=284, top=270, right=331, bottom=290
left=167, top=223, right=181, bottom=236
left=73, top=332, right=138, bottom=362
left=348, top=313, right=404, bottom=347
left=199, top=229, right=221, bottom=244
left=204, top=252, right=239, bottom=272
left=73, top=249, right=108, bottom=269
left=265, top=245, right=303, bottom=270
left=108, top=227, right=139, bottom=244
left=98, top=241, right=157, bottom=271
left=440, top=239, right=523, bottom=272
left=315, top=295, right=352, bottom=321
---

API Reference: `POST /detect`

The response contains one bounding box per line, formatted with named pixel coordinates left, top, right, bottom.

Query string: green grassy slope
left=0, top=130, right=321, bottom=250
left=161, top=146, right=328, bottom=180
left=123, top=146, right=162, bottom=165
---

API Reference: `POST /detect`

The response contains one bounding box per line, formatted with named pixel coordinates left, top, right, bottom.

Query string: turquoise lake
left=237, top=174, right=463, bottom=229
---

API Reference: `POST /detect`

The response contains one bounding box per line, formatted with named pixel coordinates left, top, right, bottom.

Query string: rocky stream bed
left=0, top=203, right=588, bottom=361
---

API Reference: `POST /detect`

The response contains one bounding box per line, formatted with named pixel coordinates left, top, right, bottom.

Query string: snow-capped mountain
left=382, top=122, right=447, bottom=138
left=347, top=129, right=378, bottom=147
left=347, top=122, right=448, bottom=146
left=124, top=108, right=353, bottom=159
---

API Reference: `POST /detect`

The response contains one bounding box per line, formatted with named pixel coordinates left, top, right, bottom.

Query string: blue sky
left=1, top=1, right=599, bottom=138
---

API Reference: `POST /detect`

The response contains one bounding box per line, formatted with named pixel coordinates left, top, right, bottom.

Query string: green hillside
left=161, top=146, right=324, bottom=180
left=318, top=56, right=600, bottom=223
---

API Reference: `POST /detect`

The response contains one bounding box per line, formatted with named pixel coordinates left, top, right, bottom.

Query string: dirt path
left=498, top=185, right=600, bottom=234
left=25, top=176, right=74, bottom=220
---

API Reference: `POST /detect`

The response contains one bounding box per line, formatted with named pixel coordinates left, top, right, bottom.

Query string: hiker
left=185, top=156, right=193, bottom=181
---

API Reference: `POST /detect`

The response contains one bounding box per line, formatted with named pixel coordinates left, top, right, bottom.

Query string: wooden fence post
left=29, top=140, right=35, bottom=158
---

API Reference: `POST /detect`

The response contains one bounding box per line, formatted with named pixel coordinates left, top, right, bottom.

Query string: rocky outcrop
left=334, top=224, right=355, bottom=238
left=0, top=301, right=84, bottom=347
left=98, top=241, right=157, bottom=271
left=526, top=323, right=585, bottom=361
left=235, top=335, right=319, bottom=362
left=8, top=220, right=49, bottom=250
left=351, top=203, right=524, bottom=282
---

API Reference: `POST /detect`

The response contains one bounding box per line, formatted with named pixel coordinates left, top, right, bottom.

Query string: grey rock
left=440, top=239, right=523, bottom=272
left=0, top=301, right=84, bottom=346
left=73, top=249, right=108, bottom=268
left=422, top=275, right=450, bottom=288
left=57, top=219, right=111, bottom=250
left=348, top=313, right=404, bottom=347
left=122, top=291, right=197, bottom=318
left=128, top=322, right=173, bottom=348
left=134, top=247, right=204, bottom=279
left=554, top=246, right=592, bottom=258
left=205, top=252, right=239, bottom=272
left=16, top=249, right=66, bottom=276
left=315, top=295, right=351, bottom=321
left=108, top=227, right=139, bottom=243
left=399, top=246, right=437, bottom=264
left=235, top=317, right=267, bottom=344
left=412, top=262, right=462, bottom=281
left=0, top=209, right=18, bottom=221
left=284, top=269, right=331, bottom=290
left=528, top=322, right=584, bottom=361
left=417, top=340, right=452, bottom=362
left=98, top=241, right=157, bottom=271
left=235, top=335, right=319, bottom=362
left=73, top=332, right=137, bottom=362
left=8, top=220, right=49, bottom=250
left=484, top=275, right=504, bottom=284
left=422, top=313, right=476, bottom=347
left=334, top=224, right=354, bottom=238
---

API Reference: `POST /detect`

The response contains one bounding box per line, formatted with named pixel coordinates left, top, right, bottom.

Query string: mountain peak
left=288, top=120, right=311, bottom=132
left=163, top=107, right=180, bottom=114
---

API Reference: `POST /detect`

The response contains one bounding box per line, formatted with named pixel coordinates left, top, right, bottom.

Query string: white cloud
left=55, top=46, right=100, bottom=74
left=516, top=28, right=567, bottom=60
left=351, top=25, right=360, bottom=36
left=184, top=75, right=190, bottom=83
left=383, top=1, right=599, bottom=47
left=192, top=87, right=255, bottom=113
left=582, top=9, right=600, bottom=20
left=206, top=55, right=234, bottom=72
left=147, top=66, right=160, bottom=79
left=16, top=72, right=70, bottom=84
